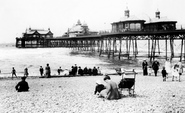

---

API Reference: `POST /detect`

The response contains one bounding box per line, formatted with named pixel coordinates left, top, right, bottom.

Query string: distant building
left=16, top=28, right=53, bottom=48
left=63, top=20, right=98, bottom=37
left=144, top=10, right=177, bottom=31
left=22, top=28, right=53, bottom=39
left=111, top=7, right=146, bottom=32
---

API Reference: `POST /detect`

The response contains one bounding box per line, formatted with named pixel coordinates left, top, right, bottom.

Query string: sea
left=0, top=40, right=183, bottom=78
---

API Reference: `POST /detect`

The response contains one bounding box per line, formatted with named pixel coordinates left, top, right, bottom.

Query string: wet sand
left=0, top=73, right=185, bottom=113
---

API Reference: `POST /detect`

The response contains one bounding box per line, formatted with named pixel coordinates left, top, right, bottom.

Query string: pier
left=16, top=30, right=185, bottom=61
left=15, top=9, right=185, bottom=61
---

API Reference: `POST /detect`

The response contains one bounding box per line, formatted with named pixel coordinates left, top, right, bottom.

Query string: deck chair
left=118, top=69, right=137, bottom=96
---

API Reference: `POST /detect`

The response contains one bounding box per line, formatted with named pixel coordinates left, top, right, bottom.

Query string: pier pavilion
left=16, top=28, right=53, bottom=48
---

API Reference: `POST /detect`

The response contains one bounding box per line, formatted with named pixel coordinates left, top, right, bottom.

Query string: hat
left=21, top=77, right=26, bottom=80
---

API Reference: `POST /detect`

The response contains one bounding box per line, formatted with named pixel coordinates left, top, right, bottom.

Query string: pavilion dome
left=69, top=20, right=88, bottom=33
left=69, top=25, right=83, bottom=32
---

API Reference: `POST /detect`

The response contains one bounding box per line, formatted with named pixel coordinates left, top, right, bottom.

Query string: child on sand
left=161, top=67, right=167, bottom=81
left=148, top=66, right=152, bottom=76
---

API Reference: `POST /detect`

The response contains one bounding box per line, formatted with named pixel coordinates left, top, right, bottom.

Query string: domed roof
left=69, top=25, right=83, bottom=32
left=69, top=20, right=87, bottom=33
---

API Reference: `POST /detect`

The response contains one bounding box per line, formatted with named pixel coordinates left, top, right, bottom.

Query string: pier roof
left=25, top=28, right=53, bottom=35
left=112, top=15, right=145, bottom=24
left=145, top=17, right=177, bottom=24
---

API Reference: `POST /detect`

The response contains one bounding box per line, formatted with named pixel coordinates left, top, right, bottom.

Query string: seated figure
left=99, top=75, right=121, bottom=100
left=15, top=77, right=29, bottom=92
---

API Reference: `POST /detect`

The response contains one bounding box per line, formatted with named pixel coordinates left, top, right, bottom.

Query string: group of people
left=15, top=71, right=121, bottom=101
left=11, top=67, right=29, bottom=79
left=11, top=63, right=51, bottom=79
left=69, top=64, right=101, bottom=76
left=14, top=63, right=51, bottom=92
left=142, top=59, right=183, bottom=81
left=39, top=64, right=51, bottom=78
left=11, top=63, right=102, bottom=79
left=164, top=59, right=183, bottom=81
left=142, top=59, right=160, bottom=77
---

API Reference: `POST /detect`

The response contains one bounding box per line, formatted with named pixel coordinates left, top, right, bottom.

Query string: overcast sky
left=0, top=0, right=185, bottom=43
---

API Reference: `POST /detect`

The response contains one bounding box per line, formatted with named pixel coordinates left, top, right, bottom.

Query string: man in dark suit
left=152, top=60, right=160, bottom=76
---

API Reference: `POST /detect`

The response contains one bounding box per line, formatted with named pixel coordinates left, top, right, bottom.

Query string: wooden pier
left=16, top=30, right=185, bottom=61
left=15, top=9, right=185, bottom=61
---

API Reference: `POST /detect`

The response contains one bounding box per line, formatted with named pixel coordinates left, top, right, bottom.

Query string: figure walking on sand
left=24, top=68, right=29, bottom=77
left=12, top=67, right=17, bottom=79
left=142, top=60, right=148, bottom=76
left=152, top=60, right=160, bottom=76
left=45, top=64, right=51, bottom=78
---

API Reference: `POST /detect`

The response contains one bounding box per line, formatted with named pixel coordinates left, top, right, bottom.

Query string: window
left=136, top=23, right=141, bottom=30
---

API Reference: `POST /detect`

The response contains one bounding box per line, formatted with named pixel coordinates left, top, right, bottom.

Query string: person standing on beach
left=24, top=68, right=29, bottom=77
left=12, top=67, right=17, bottom=79
left=161, top=67, right=167, bottom=81
left=74, top=64, right=78, bottom=75
left=15, top=77, right=29, bottom=92
left=45, top=64, right=51, bottom=78
left=142, top=60, right=148, bottom=76
left=39, top=66, right=44, bottom=76
left=152, top=60, right=160, bottom=76
left=57, top=67, right=63, bottom=75
left=165, top=59, right=171, bottom=76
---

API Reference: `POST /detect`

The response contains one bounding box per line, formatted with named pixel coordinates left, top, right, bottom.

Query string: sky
left=0, top=0, right=185, bottom=43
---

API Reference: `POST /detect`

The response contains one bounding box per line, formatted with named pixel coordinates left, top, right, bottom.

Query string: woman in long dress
left=142, top=60, right=148, bottom=76
left=165, top=59, right=171, bottom=77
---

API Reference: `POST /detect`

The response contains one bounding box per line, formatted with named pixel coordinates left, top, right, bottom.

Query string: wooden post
left=184, top=35, right=185, bottom=61
left=119, top=37, right=122, bottom=60
left=166, top=36, right=168, bottom=60
left=148, top=38, right=150, bottom=58
left=112, top=38, right=115, bottom=59
left=157, top=39, right=160, bottom=54
left=180, top=37, right=183, bottom=62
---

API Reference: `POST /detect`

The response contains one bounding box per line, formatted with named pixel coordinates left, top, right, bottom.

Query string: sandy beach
left=0, top=72, right=185, bottom=113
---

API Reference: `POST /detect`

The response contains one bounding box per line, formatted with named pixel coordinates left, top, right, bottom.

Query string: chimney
left=125, top=7, right=130, bottom=18
left=155, top=10, right=160, bottom=19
